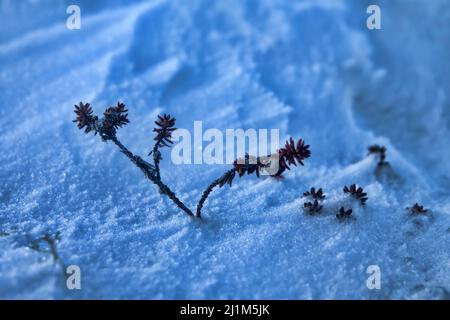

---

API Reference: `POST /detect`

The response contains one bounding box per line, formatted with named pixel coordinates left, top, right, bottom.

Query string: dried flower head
left=153, top=114, right=176, bottom=148
left=98, top=102, right=130, bottom=140
left=407, top=203, right=428, bottom=215
left=343, top=184, right=368, bottom=205
left=336, top=206, right=353, bottom=221
left=73, top=102, right=97, bottom=134
left=368, top=144, right=387, bottom=166
left=277, top=138, right=311, bottom=176
left=303, top=187, right=326, bottom=200
left=304, top=199, right=323, bottom=214
left=103, top=102, right=129, bottom=130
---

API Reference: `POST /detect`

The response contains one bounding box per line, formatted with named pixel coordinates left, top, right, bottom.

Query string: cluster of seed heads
left=73, top=101, right=129, bottom=141
left=300, top=185, right=368, bottom=221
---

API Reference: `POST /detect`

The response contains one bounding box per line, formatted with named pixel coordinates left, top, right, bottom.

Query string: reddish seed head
left=73, top=102, right=97, bottom=134
left=103, top=101, right=129, bottom=129
left=153, top=114, right=177, bottom=147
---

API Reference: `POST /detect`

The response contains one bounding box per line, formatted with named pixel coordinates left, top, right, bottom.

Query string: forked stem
left=111, top=137, right=194, bottom=217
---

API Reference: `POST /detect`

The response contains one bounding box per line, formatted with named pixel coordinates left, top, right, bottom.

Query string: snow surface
left=0, top=0, right=449, bottom=299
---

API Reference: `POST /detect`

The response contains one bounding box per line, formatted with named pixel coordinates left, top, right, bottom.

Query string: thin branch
left=111, top=137, right=194, bottom=217
left=196, top=169, right=235, bottom=217
left=152, top=144, right=161, bottom=180
left=26, top=232, right=67, bottom=278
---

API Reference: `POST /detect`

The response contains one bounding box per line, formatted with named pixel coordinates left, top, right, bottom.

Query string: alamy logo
left=66, top=5, right=81, bottom=30
left=170, top=121, right=280, bottom=175
left=66, top=265, right=81, bottom=290
left=366, top=265, right=381, bottom=289
left=366, top=5, right=381, bottom=30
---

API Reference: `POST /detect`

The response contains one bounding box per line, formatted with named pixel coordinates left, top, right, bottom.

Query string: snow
left=0, top=0, right=449, bottom=299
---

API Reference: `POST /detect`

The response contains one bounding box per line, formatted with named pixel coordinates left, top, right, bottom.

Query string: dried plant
left=302, top=187, right=325, bottom=214
left=368, top=144, right=387, bottom=166
left=343, top=184, right=368, bottom=205
left=2, top=229, right=69, bottom=281
left=336, top=206, right=353, bottom=221
left=75, top=102, right=312, bottom=219
left=407, top=203, right=428, bottom=215
left=25, top=231, right=70, bottom=280
left=196, top=138, right=311, bottom=217
left=74, top=102, right=194, bottom=217
left=303, top=187, right=326, bottom=200
left=304, top=199, right=323, bottom=214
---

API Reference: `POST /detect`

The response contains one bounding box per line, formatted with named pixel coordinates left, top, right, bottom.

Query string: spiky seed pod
left=73, top=102, right=97, bottom=134
left=343, top=184, right=368, bottom=205
left=153, top=114, right=177, bottom=148
left=281, top=138, right=311, bottom=167
left=276, top=138, right=311, bottom=176
left=304, top=199, right=323, bottom=214
left=336, top=206, right=352, bottom=221
left=407, top=203, right=428, bottom=215
left=97, top=102, right=130, bottom=140
left=303, top=187, right=326, bottom=200
left=103, top=102, right=129, bottom=129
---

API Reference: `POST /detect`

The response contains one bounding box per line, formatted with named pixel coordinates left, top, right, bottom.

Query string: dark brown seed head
left=407, top=203, right=428, bottom=215
left=275, top=138, right=311, bottom=176
left=343, top=184, right=368, bottom=205
left=303, top=187, right=326, bottom=200
left=153, top=114, right=177, bottom=148
left=73, top=102, right=97, bottom=134
left=336, top=206, right=352, bottom=220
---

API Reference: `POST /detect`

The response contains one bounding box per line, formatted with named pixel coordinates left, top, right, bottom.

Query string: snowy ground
left=0, top=0, right=449, bottom=299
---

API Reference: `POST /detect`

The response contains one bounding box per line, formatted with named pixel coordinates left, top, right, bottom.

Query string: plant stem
left=196, top=169, right=235, bottom=218
left=152, top=144, right=161, bottom=180
left=111, top=136, right=194, bottom=217
left=42, top=235, right=67, bottom=275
